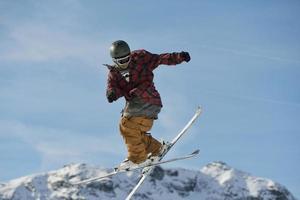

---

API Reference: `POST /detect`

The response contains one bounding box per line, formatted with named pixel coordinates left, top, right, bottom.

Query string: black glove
left=124, top=89, right=136, bottom=101
left=129, top=88, right=138, bottom=97
left=107, top=90, right=116, bottom=103
left=181, top=51, right=191, bottom=63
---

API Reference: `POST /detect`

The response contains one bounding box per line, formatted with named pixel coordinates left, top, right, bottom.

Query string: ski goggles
left=112, top=54, right=131, bottom=66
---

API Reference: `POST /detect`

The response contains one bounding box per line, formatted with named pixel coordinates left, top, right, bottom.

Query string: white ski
left=125, top=106, right=202, bottom=200
left=70, top=149, right=199, bottom=185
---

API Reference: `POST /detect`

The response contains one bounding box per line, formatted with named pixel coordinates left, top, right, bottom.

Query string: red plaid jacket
left=106, top=49, right=186, bottom=106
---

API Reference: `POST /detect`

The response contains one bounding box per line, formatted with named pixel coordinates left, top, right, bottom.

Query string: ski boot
left=114, top=158, right=152, bottom=172
left=149, top=141, right=171, bottom=161
left=142, top=141, right=171, bottom=173
left=114, top=141, right=171, bottom=172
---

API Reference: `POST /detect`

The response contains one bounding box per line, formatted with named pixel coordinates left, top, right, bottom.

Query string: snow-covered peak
left=200, top=161, right=295, bottom=199
left=0, top=162, right=297, bottom=200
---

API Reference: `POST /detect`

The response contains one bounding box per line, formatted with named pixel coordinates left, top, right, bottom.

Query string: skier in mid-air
left=105, top=40, right=190, bottom=170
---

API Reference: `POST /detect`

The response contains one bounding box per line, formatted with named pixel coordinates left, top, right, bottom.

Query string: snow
left=0, top=161, right=297, bottom=200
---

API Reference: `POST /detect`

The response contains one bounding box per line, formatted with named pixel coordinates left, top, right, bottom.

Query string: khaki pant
left=119, top=116, right=162, bottom=164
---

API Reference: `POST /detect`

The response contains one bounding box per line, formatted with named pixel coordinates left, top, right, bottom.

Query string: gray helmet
left=110, top=40, right=130, bottom=58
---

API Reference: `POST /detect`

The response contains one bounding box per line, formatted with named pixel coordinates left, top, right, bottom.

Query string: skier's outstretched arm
left=143, top=50, right=190, bottom=71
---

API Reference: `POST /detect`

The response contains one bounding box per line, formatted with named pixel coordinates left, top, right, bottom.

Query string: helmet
left=110, top=40, right=131, bottom=69
left=110, top=40, right=130, bottom=58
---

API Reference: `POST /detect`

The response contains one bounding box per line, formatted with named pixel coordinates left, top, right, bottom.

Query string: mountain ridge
left=0, top=161, right=297, bottom=200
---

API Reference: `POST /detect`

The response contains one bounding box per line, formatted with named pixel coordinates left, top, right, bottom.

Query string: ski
left=125, top=106, right=202, bottom=200
left=71, top=149, right=199, bottom=185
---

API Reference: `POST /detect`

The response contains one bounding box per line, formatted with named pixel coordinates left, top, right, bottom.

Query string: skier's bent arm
left=106, top=72, right=124, bottom=103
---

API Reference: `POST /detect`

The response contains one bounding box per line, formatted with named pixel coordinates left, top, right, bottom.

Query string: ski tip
left=197, top=106, right=203, bottom=112
left=192, top=149, right=200, bottom=155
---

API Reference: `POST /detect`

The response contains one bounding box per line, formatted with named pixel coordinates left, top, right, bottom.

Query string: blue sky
left=0, top=0, right=299, bottom=198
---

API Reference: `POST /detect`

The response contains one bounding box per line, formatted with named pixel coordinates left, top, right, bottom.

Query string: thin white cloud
left=0, top=120, right=123, bottom=170
left=159, top=93, right=190, bottom=131
left=0, top=23, right=109, bottom=65
left=198, top=88, right=300, bottom=108
left=200, top=44, right=300, bottom=64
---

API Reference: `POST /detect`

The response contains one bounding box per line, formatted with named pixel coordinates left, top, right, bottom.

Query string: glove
left=129, top=88, right=138, bottom=97
left=180, top=51, right=191, bottom=63
left=107, top=90, right=116, bottom=103
left=124, top=88, right=141, bottom=101
left=124, top=88, right=136, bottom=101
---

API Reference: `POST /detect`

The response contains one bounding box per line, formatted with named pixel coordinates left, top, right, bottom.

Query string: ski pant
left=119, top=116, right=162, bottom=164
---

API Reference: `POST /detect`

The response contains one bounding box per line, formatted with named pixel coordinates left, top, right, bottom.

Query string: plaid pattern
left=106, top=49, right=186, bottom=106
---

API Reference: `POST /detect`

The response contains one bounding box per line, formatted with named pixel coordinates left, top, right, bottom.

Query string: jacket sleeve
left=143, top=50, right=186, bottom=71
left=106, top=70, right=124, bottom=102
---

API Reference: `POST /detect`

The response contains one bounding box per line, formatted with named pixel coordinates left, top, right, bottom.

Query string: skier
left=105, top=40, right=190, bottom=170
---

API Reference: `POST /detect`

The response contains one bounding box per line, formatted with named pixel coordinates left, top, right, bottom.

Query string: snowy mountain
left=0, top=161, right=297, bottom=200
